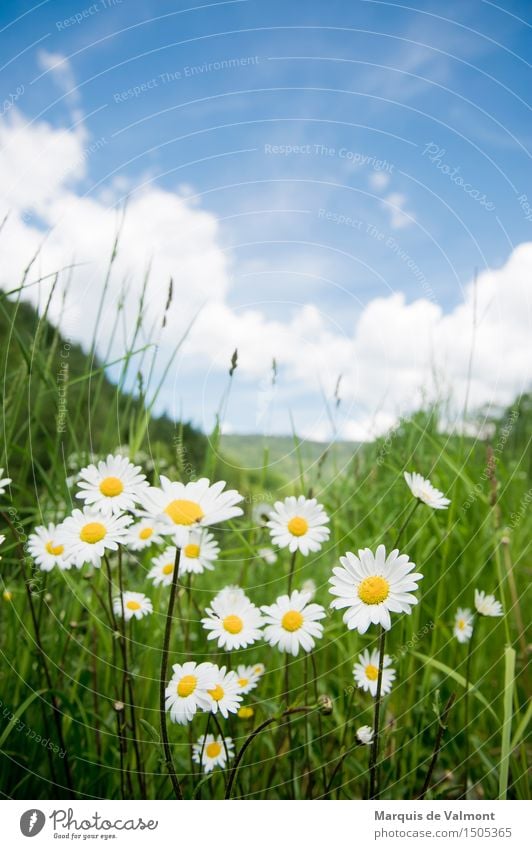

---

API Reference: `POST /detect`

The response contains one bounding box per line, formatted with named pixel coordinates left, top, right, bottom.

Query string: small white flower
left=212, top=585, right=247, bottom=606
left=353, top=649, right=396, bottom=697
left=202, top=592, right=264, bottom=650
left=0, top=469, right=12, bottom=495
left=235, top=663, right=265, bottom=694
left=206, top=666, right=242, bottom=718
left=356, top=725, right=374, bottom=745
left=76, top=454, right=149, bottom=515
left=179, top=529, right=220, bottom=575
left=193, top=734, right=234, bottom=773
left=56, top=508, right=132, bottom=568
left=142, top=476, right=243, bottom=546
left=404, top=471, right=450, bottom=510
left=165, top=661, right=218, bottom=725
left=329, top=545, right=423, bottom=634
left=258, top=547, right=277, bottom=565
left=252, top=501, right=274, bottom=527
left=261, top=590, right=326, bottom=656
left=124, top=517, right=166, bottom=551
left=113, top=591, right=153, bottom=621
left=474, top=589, right=503, bottom=617
left=453, top=607, right=474, bottom=643
left=27, top=523, right=69, bottom=571
left=148, top=547, right=179, bottom=587
left=267, top=496, right=330, bottom=555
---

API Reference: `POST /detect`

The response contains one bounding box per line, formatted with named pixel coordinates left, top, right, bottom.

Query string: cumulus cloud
left=0, top=110, right=530, bottom=440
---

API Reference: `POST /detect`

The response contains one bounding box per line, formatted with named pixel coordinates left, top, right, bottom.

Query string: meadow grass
left=0, top=274, right=529, bottom=801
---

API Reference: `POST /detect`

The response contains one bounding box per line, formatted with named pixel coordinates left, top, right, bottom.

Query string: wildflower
left=0, top=469, right=12, bottom=495
left=235, top=663, right=265, bottom=694
left=453, top=607, right=474, bottom=643
left=113, top=591, right=153, bottom=621
left=474, top=589, right=503, bottom=617
left=202, top=592, right=264, bottom=651
left=179, top=529, right=220, bottom=575
left=238, top=706, right=255, bottom=720
left=301, top=578, right=317, bottom=600
left=404, top=471, right=450, bottom=510
left=261, top=590, right=326, bottom=656
left=142, top=476, right=243, bottom=546
left=27, top=523, right=69, bottom=571
left=3, top=590, right=12, bottom=602
left=165, top=661, right=217, bottom=725
left=124, top=517, right=167, bottom=551
left=329, top=544, right=423, bottom=634
left=356, top=725, right=374, bottom=745
left=193, top=734, right=234, bottom=773
left=353, top=649, right=396, bottom=697
left=76, top=454, right=149, bottom=516
left=212, top=585, right=247, bottom=606
left=206, top=666, right=242, bottom=718
left=267, top=496, right=330, bottom=555
left=56, top=508, right=131, bottom=568
left=258, top=547, right=277, bottom=565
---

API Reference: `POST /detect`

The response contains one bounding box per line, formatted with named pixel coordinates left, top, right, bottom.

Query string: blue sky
left=1, top=0, right=531, bottom=439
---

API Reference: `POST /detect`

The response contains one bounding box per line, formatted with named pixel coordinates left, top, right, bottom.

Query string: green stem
left=369, top=626, right=386, bottom=799
left=159, top=546, right=184, bottom=800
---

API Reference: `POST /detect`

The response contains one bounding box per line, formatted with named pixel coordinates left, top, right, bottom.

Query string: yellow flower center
left=46, top=541, right=64, bottom=556
left=238, top=707, right=254, bottom=719
left=358, top=576, right=390, bottom=605
left=177, top=674, right=197, bottom=697
left=165, top=499, right=204, bottom=526
left=80, top=522, right=106, bottom=544
left=208, top=684, right=224, bottom=702
left=184, top=543, right=200, bottom=559
left=287, top=516, right=309, bottom=537
left=365, top=664, right=379, bottom=681
left=282, top=610, right=304, bottom=632
left=238, top=677, right=249, bottom=688
left=162, top=563, right=174, bottom=575
left=458, top=619, right=465, bottom=629
left=139, top=527, right=153, bottom=540
left=99, top=476, right=124, bottom=497
left=205, top=741, right=222, bottom=758
left=126, top=600, right=141, bottom=611
left=223, top=614, right=244, bottom=634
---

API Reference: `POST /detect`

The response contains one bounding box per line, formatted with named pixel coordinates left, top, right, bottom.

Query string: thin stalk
left=104, top=555, right=131, bottom=795
left=2, top=511, right=74, bottom=795
left=159, top=547, right=184, bottom=800
left=419, top=693, right=456, bottom=799
left=225, top=706, right=314, bottom=799
left=369, top=626, right=386, bottom=799
left=287, top=548, right=297, bottom=594
left=462, top=622, right=478, bottom=799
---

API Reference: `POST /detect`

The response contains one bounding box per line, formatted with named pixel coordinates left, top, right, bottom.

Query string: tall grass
left=0, top=266, right=530, bottom=801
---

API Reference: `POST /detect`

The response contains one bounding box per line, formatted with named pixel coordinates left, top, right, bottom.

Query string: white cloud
left=382, top=192, right=415, bottom=229
left=369, top=171, right=390, bottom=192
left=0, top=111, right=530, bottom=439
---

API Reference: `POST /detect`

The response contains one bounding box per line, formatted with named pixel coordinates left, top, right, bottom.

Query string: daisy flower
left=235, top=663, right=265, bottom=694
left=0, top=469, right=11, bottom=495
left=206, top=666, right=242, bottom=718
left=404, top=471, right=450, bottom=510
left=474, top=589, right=503, bottom=617
left=113, top=591, right=153, bottom=621
left=0, top=533, right=5, bottom=561
left=142, top=476, right=243, bottom=546
left=258, top=547, right=277, bottom=565
left=202, top=592, right=264, bottom=650
left=301, top=578, right=317, bottom=601
left=267, top=496, right=330, bottom=555
left=353, top=648, right=396, bottom=697
left=356, top=725, right=374, bottom=745
left=179, top=529, right=220, bottom=575
left=453, top=607, right=474, bottom=643
left=76, top=454, right=149, bottom=516
left=212, top=585, right=247, bottom=605
left=124, top=517, right=166, bottom=551
left=261, top=590, right=326, bottom=656
left=252, top=501, right=274, bottom=526
left=27, top=523, right=69, bottom=571
left=165, top=661, right=217, bottom=725
left=329, top=544, right=423, bottom=634
left=148, top=547, right=179, bottom=587
left=193, top=734, right=234, bottom=773
left=56, top=507, right=132, bottom=568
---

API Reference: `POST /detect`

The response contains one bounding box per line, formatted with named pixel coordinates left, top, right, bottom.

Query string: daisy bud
left=113, top=701, right=125, bottom=712
left=318, top=694, right=333, bottom=715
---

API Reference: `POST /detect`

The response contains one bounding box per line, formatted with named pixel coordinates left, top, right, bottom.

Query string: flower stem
left=462, top=623, right=478, bottom=799
left=369, top=626, right=386, bottom=799
left=159, top=546, right=184, bottom=800
left=419, top=692, right=456, bottom=799
left=287, top=548, right=297, bottom=593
